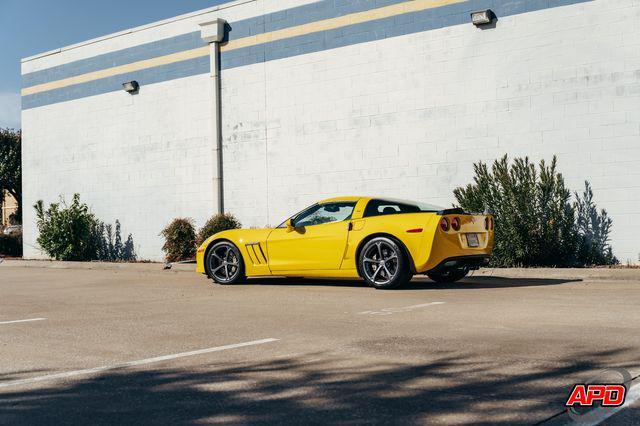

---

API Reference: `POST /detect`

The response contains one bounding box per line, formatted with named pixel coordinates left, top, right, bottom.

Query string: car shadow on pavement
left=404, top=276, right=583, bottom=290
left=0, top=347, right=635, bottom=425
left=244, top=276, right=581, bottom=290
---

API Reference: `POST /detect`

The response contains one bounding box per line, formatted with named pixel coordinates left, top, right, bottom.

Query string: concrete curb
left=1, top=259, right=639, bottom=281
left=0, top=259, right=195, bottom=273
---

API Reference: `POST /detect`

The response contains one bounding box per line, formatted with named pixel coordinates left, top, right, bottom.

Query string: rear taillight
left=485, top=217, right=494, bottom=230
left=439, top=217, right=450, bottom=232
left=451, top=217, right=461, bottom=231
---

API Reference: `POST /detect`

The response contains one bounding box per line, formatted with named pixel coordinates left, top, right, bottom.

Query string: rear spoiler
left=437, top=208, right=466, bottom=215
left=436, top=208, right=487, bottom=216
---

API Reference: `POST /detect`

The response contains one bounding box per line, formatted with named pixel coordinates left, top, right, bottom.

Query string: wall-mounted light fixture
left=470, top=9, right=494, bottom=26
left=122, top=81, right=139, bottom=94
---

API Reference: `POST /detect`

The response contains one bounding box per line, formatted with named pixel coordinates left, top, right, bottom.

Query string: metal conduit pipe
left=199, top=19, right=227, bottom=214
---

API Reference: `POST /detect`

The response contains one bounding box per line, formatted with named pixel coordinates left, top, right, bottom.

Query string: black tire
left=204, top=241, right=246, bottom=285
left=358, top=237, right=413, bottom=289
left=427, top=268, right=468, bottom=283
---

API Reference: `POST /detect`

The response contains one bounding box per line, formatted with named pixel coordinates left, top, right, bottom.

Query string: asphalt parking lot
left=1, top=265, right=639, bottom=425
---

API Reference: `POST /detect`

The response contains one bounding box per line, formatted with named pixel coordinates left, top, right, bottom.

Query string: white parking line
left=0, top=338, right=279, bottom=389
left=358, top=302, right=445, bottom=316
left=0, top=317, right=47, bottom=325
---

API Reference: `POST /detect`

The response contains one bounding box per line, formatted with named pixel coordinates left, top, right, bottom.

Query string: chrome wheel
left=362, top=239, right=400, bottom=286
left=207, top=242, right=241, bottom=283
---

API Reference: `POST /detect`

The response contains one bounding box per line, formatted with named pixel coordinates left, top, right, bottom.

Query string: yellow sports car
left=196, top=196, right=493, bottom=289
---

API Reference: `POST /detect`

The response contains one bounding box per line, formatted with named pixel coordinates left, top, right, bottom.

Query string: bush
left=34, top=194, right=136, bottom=262
left=197, top=213, right=241, bottom=245
left=161, top=218, right=196, bottom=262
left=0, top=231, right=22, bottom=257
left=35, top=194, right=100, bottom=261
left=454, top=155, right=617, bottom=267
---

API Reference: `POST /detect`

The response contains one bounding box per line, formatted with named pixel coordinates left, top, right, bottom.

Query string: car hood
left=200, top=228, right=274, bottom=249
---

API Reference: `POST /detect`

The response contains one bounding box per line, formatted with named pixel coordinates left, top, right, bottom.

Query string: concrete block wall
left=221, top=0, right=640, bottom=263
left=22, top=0, right=640, bottom=263
left=21, top=75, right=215, bottom=261
left=21, top=1, right=255, bottom=261
left=21, top=0, right=322, bottom=261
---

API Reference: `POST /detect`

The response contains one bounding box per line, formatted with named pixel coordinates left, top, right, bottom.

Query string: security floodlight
left=122, top=81, right=139, bottom=94
left=470, top=9, right=494, bottom=26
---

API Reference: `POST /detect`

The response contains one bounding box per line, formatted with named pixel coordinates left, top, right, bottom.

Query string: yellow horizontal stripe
left=21, top=46, right=209, bottom=96
left=220, top=0, right=463, bottom=52
left=23, top=0, right=464, bottom=96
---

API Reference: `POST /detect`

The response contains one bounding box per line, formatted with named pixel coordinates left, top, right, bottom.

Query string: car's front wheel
left=427, top=268, right=468, bottom=283
left=359, top=237, right=412, bottom=289
left=205, top=241, right=246, bottom=284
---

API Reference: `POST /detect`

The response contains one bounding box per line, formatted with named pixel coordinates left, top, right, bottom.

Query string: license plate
left=466, top=233, right=479, bottom=248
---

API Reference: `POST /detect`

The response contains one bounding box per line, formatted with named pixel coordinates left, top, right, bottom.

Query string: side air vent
left=245, top=242, right=267, bottom=265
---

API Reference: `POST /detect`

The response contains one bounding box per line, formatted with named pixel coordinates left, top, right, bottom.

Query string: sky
left=0, top=0, right=229, bottom=130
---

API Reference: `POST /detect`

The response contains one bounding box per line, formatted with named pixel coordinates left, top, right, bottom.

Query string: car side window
left=294, top=202, right=356, bottom=227
left=363, top=199, right=421, bottom=217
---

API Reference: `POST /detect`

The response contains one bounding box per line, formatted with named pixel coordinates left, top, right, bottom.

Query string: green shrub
left=35, top=194, right=101, bottom=261
left=454, top=155, right=617, bottom=267
left=161, top=218, right=196, bottom=262
left=0, top=231, right=22, bottom=257
left=196, top=213, right=241, bottom=245
left=34, top=194, right=136, bottom=262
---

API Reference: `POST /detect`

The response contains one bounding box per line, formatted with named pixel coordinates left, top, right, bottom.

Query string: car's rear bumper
left=426, top=254, right=490, bottom=274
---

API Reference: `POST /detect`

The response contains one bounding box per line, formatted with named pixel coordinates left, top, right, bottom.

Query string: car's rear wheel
left=205, top=241, right=245, bottom=284
left=359, top=237, right=412, bottom=289
left=427, top=268, right=468, bottom=283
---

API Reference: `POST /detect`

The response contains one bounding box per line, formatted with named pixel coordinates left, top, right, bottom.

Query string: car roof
left=317, top=196, right=445, bottom=211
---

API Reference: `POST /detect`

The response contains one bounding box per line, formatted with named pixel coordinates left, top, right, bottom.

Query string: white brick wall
left=22, top=74, right=215, bottom=260
left=22, top=0, right=640, bottom=263
left=222, top=0, right=640, bottom=263
left=21, top=0, right=320, bottom=261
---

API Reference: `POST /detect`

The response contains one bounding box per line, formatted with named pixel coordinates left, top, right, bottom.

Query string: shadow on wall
left=0, top=347, right=634, bottom=424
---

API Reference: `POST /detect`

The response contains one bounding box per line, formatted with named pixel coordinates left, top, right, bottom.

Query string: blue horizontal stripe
left=23, top=32, right=207, bottom=88
left=22, top=0, right=409, bottom=88
left=22, top=56, right=209, bottom=110
left=227, top=0, right=410, bottom=39
left=22, top=0, right=593, bottom=109
left=220, top=0, right=593, bottom=70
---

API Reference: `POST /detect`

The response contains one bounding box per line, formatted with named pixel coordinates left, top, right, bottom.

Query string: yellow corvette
left=196, top=196, right=493, bottom=289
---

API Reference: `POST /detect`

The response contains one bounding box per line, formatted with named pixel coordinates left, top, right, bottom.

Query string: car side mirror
left=285, top=218, right=295, bottom=232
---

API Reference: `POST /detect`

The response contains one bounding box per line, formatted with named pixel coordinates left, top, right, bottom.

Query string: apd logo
left=565, top=368, right=631, bottom=423
left=565, top=384, right=626, bottom=407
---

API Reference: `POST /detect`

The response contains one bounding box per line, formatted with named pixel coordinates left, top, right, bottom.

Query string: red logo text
left=565, top=384, right=626, bottom=407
